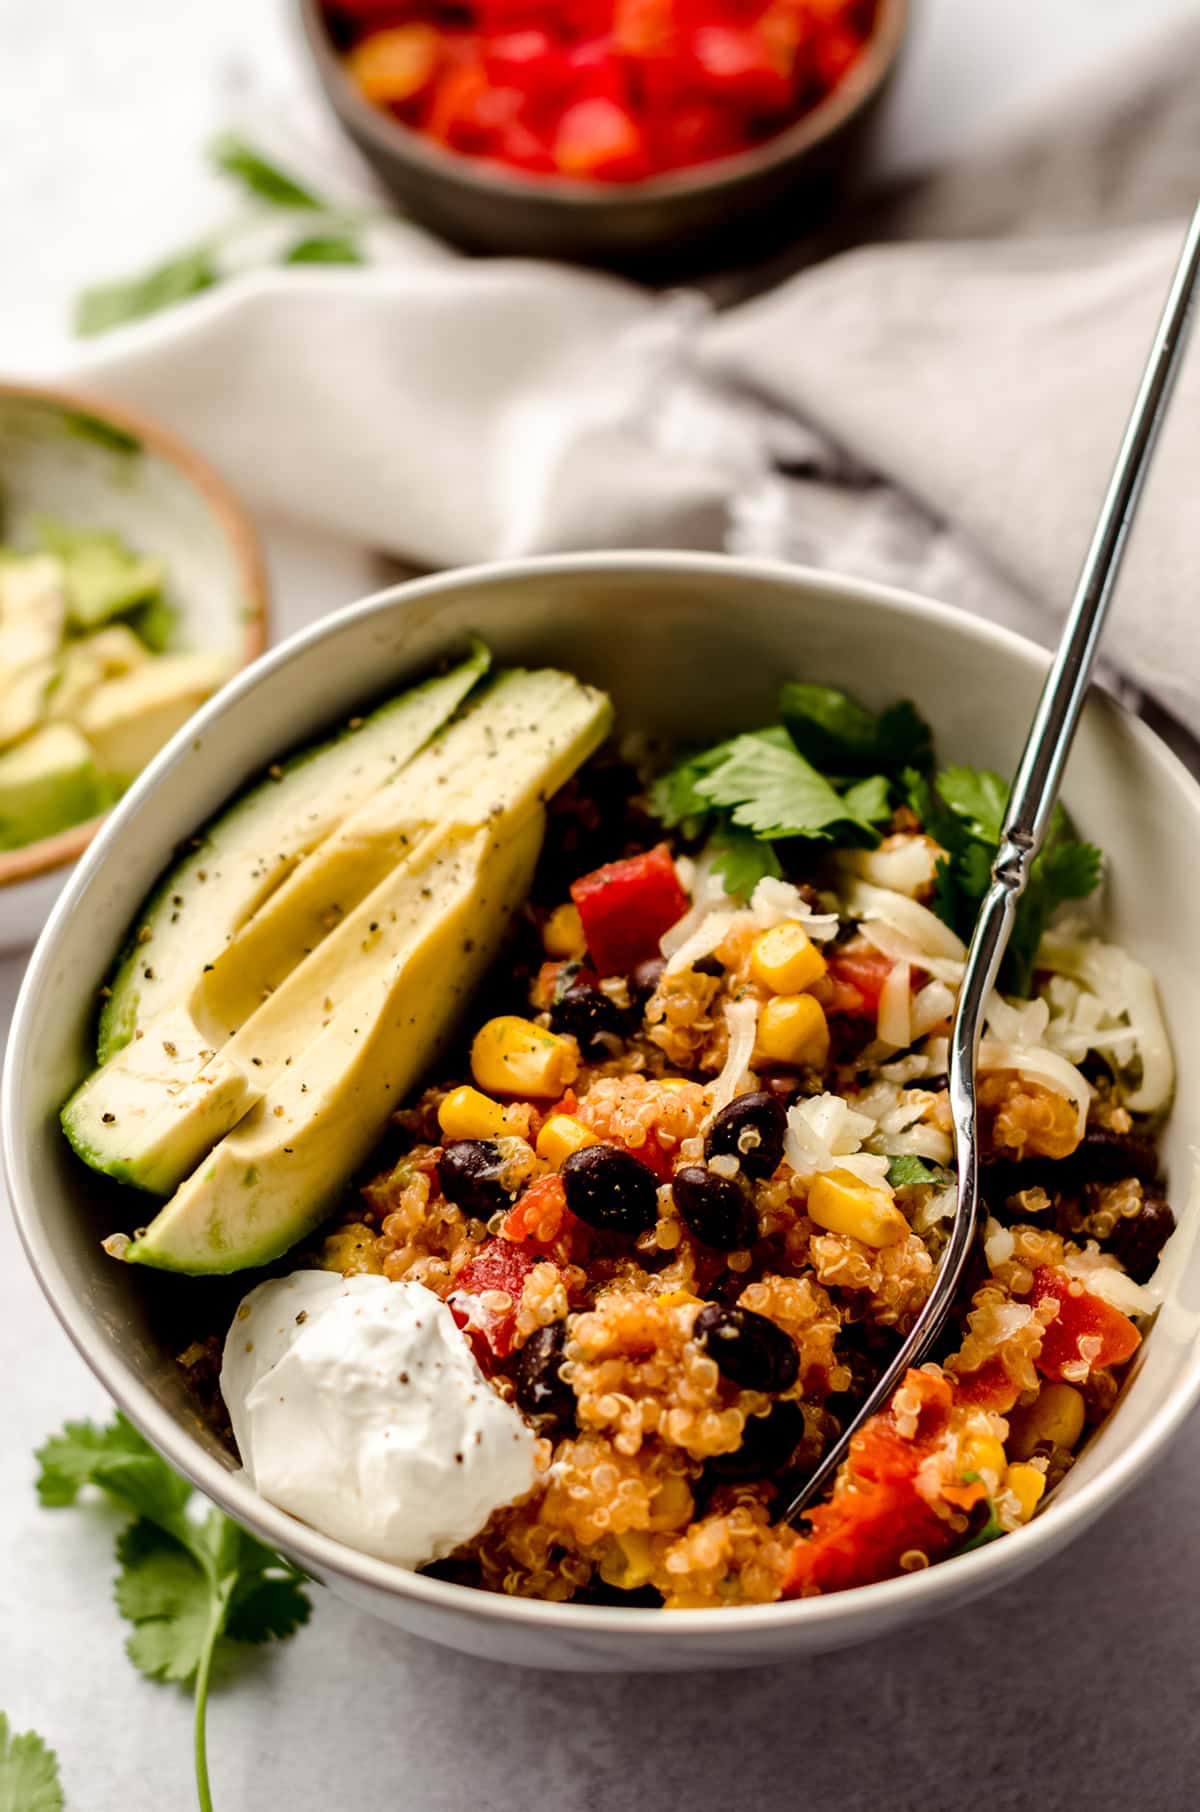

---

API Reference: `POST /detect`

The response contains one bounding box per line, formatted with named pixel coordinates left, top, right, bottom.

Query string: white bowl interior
left=7, top=554, right=1200, bottom=1668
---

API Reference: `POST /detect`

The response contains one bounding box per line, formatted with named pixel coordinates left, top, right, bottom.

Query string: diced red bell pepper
left=823, top=946, right=895, bottom=1018
left=569, top=842, right=689, bottom=975
left=427, top=56, right=523, bottom=153
left=653, top=99, right=746, bottom=168
left=446, top=1237, right=544, bottom=1365
left=1030, top=1266, right=1141, bottom=1383
left=784, top=1369, right=957, bottom=1597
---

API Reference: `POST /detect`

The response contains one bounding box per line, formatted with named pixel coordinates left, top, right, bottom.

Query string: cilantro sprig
left=649, top=684, right=928, bottom=894
left=0, top=1712, right=63, bottom=1812
left=648, top=679, right=1102, bottom=997
left=36, top=1412, right=311, bottom=1812
left=75, top=136, right=371, bottom=337
left=905, top=764, right=1102, bottom=994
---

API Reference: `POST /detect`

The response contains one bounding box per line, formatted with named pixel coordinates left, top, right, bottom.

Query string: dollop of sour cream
left=220, top=1272, right=538, bottom=1568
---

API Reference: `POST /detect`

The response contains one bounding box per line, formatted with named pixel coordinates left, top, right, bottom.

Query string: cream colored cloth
left=50, top=18, right=1200, bottom=720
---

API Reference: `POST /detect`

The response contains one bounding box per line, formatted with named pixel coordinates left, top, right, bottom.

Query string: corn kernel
left=750, top=921, right=827, bottom=994
left=1005, top=1462, right=1047, bottom=1522
left=961, top=1433, right=1007, bottom=1483
left=470, top=1015, right=579, bottom=1099
left=536, top=1113, right=599, bottom=1167
left=656, top=1288, right=701, bottom=1309
left=543, top=901, right=587, bottom=959
left=598, top=1530, right=654, bottom=1590
left=1007, top=1382, right=1086, bottom=1459
left=438, top=1085, right=512, bottom=1141
left=755, top=993, right=830, bottom=1068
left=807, top=1168, right=908, bottom=1248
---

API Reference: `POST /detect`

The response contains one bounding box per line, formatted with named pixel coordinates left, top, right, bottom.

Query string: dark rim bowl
left=297, top=0, right=910, bottom=267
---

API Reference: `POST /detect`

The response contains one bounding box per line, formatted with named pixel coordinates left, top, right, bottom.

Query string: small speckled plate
left=0, top=382, right=269, bottom=948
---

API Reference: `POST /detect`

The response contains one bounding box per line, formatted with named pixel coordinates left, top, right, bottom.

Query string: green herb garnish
left=906, top=764, right=1102, bottom=994
left=885, top=1154, right=951, bottom=1190
left=36, top=1412, right=311, bottom=1812
left=0, top=1712, right=64, bottom=1812
left=649, top=680, right=1102, bottom=998
left=74, top=137, right=371, bottom=337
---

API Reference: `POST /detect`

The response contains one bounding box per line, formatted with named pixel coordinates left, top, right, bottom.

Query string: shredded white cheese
left=707, top=997, right=760, bottom=1119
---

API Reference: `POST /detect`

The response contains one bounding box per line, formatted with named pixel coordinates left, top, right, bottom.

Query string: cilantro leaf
left=707, top=823, right=783, bottom=896
left=885, top=1155, right=951, bottom=1189
left=283, top=234, right=364, bottom=266
left=936, top=765, right=1009, bottom=845
left=840, top=773, right=893, bottom=828
left=37, top=1412, right=312, bottom=1812
left=780, top=684, right=932, bottom=776
left=116, top=1520, right=216, bottom=1685
left=74, top=246, right=219, bottom=337
left=694, top=733, right=877, bottom=841
left=209, top=134, right=321, bottom=209
left=0, top=1713, right=64, bottom=1812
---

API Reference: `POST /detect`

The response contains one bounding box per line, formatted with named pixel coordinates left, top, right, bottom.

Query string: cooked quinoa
left=187, top=756, right=1178, bottom=1608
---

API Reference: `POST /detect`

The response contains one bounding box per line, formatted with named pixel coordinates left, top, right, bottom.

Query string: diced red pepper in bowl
left=1030, top=1266, right=1141, bottom=1383
left=446, top=1237, right=546, bottom=1364
left=569, top=842, right=690, bottom=975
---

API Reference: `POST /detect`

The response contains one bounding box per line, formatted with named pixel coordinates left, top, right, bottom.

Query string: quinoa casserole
left=67, top=649, right=1182, bottom=1610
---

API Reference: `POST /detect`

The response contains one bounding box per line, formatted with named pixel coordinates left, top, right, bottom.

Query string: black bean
left=1106, top=1189, right=1176, bottom=1285
left=550, top=981, right=626, bottom=1050
left=694, top=1303, right=799, bottom=1393
left=983, top=1126, right=1161, bottom=1211
left=705, top=1091, right=787, bottom=1182
left=629, top=955, right=665, bottom=1000
left=513, top=1322, right=576, bottom=1430
left=561, top=1143, right=659, bottom=1235
left=437, top=1140, right=509, bottom=1216
left=706, top=1401, right=808, bottom=1480
left=672, top=1166, right=758, bottom=1251
left=693, top=954, right=725, bottom=978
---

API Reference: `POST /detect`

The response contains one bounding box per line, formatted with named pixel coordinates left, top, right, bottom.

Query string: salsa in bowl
left=7, top=554, right=1200, bottom=1669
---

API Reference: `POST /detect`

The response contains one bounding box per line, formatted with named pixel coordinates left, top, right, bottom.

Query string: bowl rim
left=297, top=0, right=909, bottom=209
left=0, top=379, right=271, bottom=890
left=7, top=548, right=1200, bottom=1644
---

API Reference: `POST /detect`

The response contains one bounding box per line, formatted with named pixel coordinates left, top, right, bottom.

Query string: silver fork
left=784, top=200, right=1200, bottom=1527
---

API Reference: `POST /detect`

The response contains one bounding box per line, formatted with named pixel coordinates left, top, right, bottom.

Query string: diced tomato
left=784, top=1369, right=957, bottom=1597
left=500, top=1174, right=582, bottom=1261
left=427, top=56, right=523, bottom=153
left=347, top=24, right=443, bottom=107
left=823, top=946, right=895, bottom=1018
left=570, top=842, right=689, bottom=975
left=1030, top=1266, right=1141, bottom=1382
left=951, top=1354, right=1022, bottom=1414
left=687, top=23, right=795, bottom=114
left=446, top=1237, right=546, bottom=1364
left=652, top=99, right=745, bottom=167
left=554, top=96, right=650, bottom=178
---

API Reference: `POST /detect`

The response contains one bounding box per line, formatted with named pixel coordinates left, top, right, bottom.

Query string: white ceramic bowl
left=6, top=552, right=1200, bottom=1671
left=0, top=383, right=269, bottom=950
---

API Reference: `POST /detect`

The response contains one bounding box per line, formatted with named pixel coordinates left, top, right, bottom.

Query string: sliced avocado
left=63, top=668, right=610, bottom=1192
left=0, top=723, right=105, bottom=849
left=96, top=643, right=489, bottom=1061
left=75, top=651, right=232, bottom=779
left=111, top=815, right=543, bottom=1273
left=196, top=667, right=611, bottom=1028
left=36, top=520, right=163, bottom=631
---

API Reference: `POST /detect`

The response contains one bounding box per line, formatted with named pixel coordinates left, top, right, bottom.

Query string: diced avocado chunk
left=36, top=520, right=163, bottom=631
left=75, top=651, right=232, bottom=779
left=96, top=642, right=490, bottom=1062
left=47, top=626, right=148, bottom=725
left=112, top=815, right=543, bottom=1273
left=0, top=554, right=66, bottom=679
left=0, top=723, right=106, bottom=849
left=0, top=658, right=56, bottom=748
